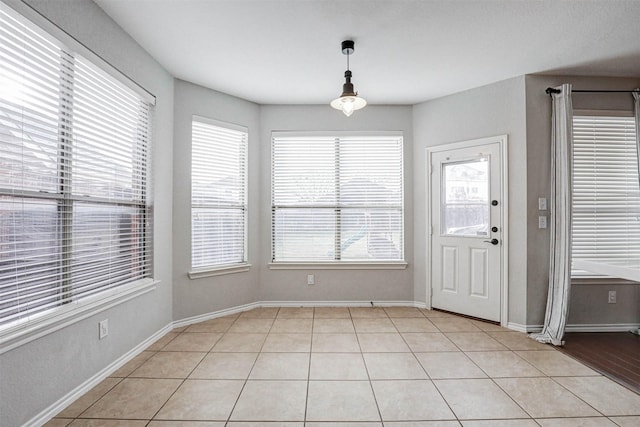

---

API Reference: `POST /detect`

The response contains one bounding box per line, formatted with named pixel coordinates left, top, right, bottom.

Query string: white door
left=429, top=139, right=504, bottom=322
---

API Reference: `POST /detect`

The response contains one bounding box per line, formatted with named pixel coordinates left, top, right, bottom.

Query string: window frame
left=570, top=109, right=640, bottom=281
left=269, top=131, right=407, bottom=269
left=0, top=1, right=156, bottom=353
left=188, top=116, right=250, bottom=278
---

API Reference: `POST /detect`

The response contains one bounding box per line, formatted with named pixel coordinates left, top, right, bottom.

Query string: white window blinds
left=0, top=5, right=152, bottom=328
left=572, top=114, right=640, bottom=276
left=191, top=118, right=247, bottom=269
left=272, top=134, right=404, bottom=262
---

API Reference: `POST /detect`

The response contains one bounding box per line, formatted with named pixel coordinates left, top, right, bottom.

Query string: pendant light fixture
left=330, top=40, right=367, bottom=117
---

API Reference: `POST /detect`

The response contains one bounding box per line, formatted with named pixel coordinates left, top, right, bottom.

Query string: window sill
left=189, top=263, right=252, bottom=279
left=268, top=262, right=408, bottom=270
left=0, top=278, right=158, bottom=355
left=572, top=277, right=640, bottom=285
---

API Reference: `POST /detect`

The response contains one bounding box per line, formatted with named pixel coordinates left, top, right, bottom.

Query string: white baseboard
left=508, top=322, right=640, bottom=334
left=26, top=322, right=172, bottom=427
left=565, top=323, right=640, bottom=333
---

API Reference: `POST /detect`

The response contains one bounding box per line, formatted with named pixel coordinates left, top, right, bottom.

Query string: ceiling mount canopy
left=330, top=40, right=366, bottom=117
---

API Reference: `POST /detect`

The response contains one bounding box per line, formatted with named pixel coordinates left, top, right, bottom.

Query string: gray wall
left=0, top=1, right=174, bottom=426
left=524, top=74, right=640, bottom=327
left=258, top=105, right=415, bottom=303
left=412, top=76, right=529, bottom=326
left=172, top=79, right=261, bottom=320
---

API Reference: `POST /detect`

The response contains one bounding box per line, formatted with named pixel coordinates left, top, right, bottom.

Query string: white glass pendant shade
left=330, top=95, right=367, bottom=117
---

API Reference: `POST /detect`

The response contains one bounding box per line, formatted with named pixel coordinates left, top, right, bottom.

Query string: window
left=571, top=114, right=640, bottom=276
left=0, top=5, right=153, bottom=330
left=191, top=118, right=248, bottom=271
left=271, top=133, right=404, bottom=263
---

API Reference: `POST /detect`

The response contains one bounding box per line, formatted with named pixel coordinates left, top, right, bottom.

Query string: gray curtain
left=531, top=83, right=573, bottom=346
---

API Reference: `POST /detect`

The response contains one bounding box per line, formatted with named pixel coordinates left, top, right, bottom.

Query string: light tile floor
left=46, top=307, right=640, bottom=427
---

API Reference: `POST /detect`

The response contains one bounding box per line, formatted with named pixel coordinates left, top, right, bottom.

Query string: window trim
left=190, top=116, right=249, bottom=272
left=270, top=131, right=405, bottom=264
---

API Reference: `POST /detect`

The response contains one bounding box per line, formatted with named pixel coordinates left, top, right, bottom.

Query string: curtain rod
left=545, top=87, right=640, bottom=96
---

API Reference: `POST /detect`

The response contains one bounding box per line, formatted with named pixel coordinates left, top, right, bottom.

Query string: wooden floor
left=560, top=331, right=640, bottom=394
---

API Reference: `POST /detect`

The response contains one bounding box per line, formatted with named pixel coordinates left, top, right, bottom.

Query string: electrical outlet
left=307, top=274, right=314, bottom=285
left=99, top=319, right=109, bottom=339
left=608, top=291, right=617, bottom=304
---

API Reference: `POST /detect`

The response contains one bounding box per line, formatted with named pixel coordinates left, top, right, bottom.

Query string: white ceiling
left=94, top=0, right=640, bottom=105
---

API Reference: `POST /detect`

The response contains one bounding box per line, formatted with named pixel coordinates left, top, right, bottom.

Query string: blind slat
left=272, top=135, right=404, bottom=262
left=0, top=4, right=153, bottom=329
left=571, top=114, right=640, bottom=276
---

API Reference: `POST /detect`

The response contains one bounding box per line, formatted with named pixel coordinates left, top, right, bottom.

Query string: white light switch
left=538, top=216, right=547, bottom=229
left=538, top=197, right=547, bottom=210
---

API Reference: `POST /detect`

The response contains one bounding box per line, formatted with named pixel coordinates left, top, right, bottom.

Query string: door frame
left=425, top=135, right=509, bottom=327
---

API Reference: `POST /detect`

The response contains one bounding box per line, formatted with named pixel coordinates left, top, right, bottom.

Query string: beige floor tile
left=313, top=307, right=351, bottom=318
left=69, top=421, right=148, bottom=426
left=81, top=378, right=181, bottom=419
left=495, top=377, right=600, bottom=418
left=358, top=333, right=410, bottom=352
left=173, top=326, right=189, bottom=332
left=353, top=318, right=397, bottom=333
left=420, top=309, right=459, bottom=319
left=461, top=421, right=537, bottom=427
left=43, top=418, right=73, bottom=426
left=383, top=307, right=426, bottom=318
left=434, top=378, right=529, bottom=420
left=554, top=376, right=640, bottom=416
left=372, top=380, right=455, bottom=421
left=465, top=351, right=544, bottom=378
left=312, top=333, right=361, bottom=352
left=349, top=307, right=389, bottom=318
left=186, top=317, right=236, bottom=333
left=536, top=418, right=618, bottom=426
left=306, top=381, right=380, bottom=421
left=488, top=331, right=553, bottom=350
left=230, top=380, right=307, bottom=421
left=516, top=351, right=599, bottom=376
left=313, top=318, right=356, bottom=333
left=189, top=352, right=258, bottom=379
left=270, top=318, right=313, bottom=333
left=130, top=351, right=205, bottom=378
left=147, top=332, right=179, bottom=351
left=57, top=378, right=121, bottom=417
left=391, top=318, right=439, bottom=333
left=431, top=318, right=482, bottom=332
left=444, top=333, right=507, bottom=351
left=277, top=307, right=314, bottom=318
left=364, top=353, right=428, bottom=379
left=211, top=333, right=266, bottom=352
left=262, top=333, right=311, bottom=352
left=310, top=353, right=369, bottom=380
left=110, top=351, right=155, bottom=377
left=386, top=422, right=462, bottom=427
left=149, top=422, right=225, bottom=426
left=228, top=318, right=274, bottom=333
left=239, top=307, right=279, bottom=318
left=609, top=416, right=640, bottom=426
left=228, top=423, right=303, bottom=427
left=469, top=320, right=508, bottom=332
left=416, top=352, right=486, bottom=379
left=307, top=423, right=382, bottom=427
left=155, top=379, right=244, bottom=420
left=161, top=332, right=222, bottom=352
left=249, top=352, right=310, bottom=379
left=402, top=333, right=459, bottom=352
